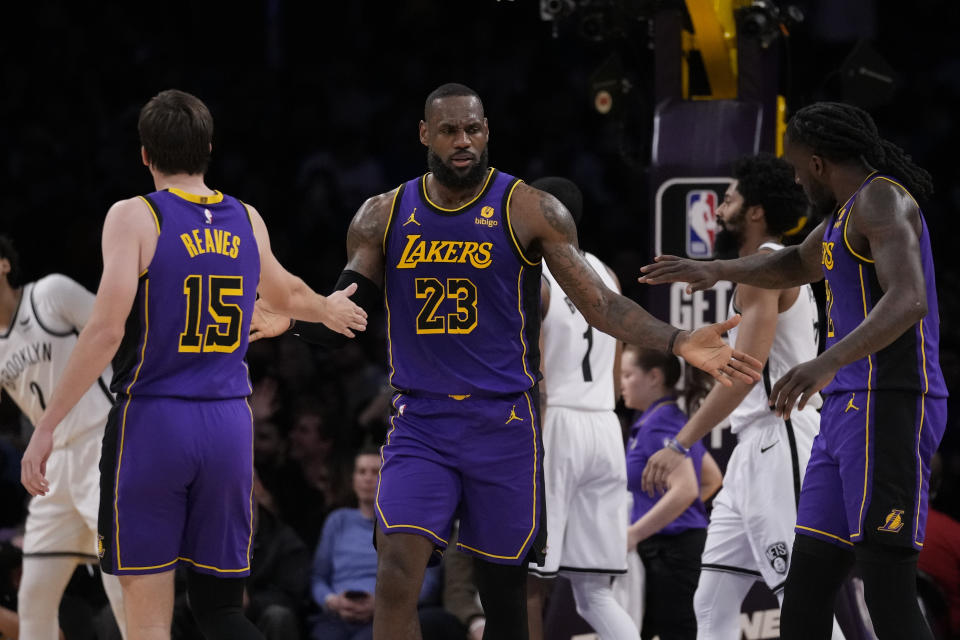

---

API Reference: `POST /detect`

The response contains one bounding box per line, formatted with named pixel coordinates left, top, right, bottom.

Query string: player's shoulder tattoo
left=513, top=182, right=576, bottom=239
left=348, top=189, right=397, bottom=250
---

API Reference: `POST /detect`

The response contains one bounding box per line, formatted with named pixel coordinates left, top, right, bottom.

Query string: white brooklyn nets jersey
left=0, top=275, right=113, bottom=448
left=541, top=252, right=619, bottom=411
left=727, top=242, right=820, bottom=434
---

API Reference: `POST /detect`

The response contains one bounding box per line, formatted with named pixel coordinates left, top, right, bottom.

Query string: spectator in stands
left=621, top=347, right=722, bottom=640
left=918, top=453, right=960, bottom=638
left=310, top=448, right=460, bottom=640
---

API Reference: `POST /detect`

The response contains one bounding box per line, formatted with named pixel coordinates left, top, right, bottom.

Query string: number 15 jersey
left=111, top=189, right=260, bottom=399
left=384, top=169, right=542, bottom=397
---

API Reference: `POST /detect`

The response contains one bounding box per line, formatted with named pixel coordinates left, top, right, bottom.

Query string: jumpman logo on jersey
left=845, top=393, right=860, bottom=413
left=402, top=208, right=421, bottom=227
left=505, top=404, right=524, bottom=424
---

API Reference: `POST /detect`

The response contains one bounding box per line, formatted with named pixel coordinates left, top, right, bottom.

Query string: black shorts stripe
left=763, top=362, right=801, bottom=510
left=97, top=400, right=125, bottom=574
left=865, top=391, right=921, bottom=548
left=23, top=551, right=99, bottom=560
left=784, top=418, right=801, bottom=510
left=558, top=565, right=628, bottom=575
left=700, top=562, right=762, bottom=577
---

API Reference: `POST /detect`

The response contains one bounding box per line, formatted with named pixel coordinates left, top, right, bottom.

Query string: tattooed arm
left=639, top=219, right=826, bottom=292
left=508, top=183, right=761, bottom=386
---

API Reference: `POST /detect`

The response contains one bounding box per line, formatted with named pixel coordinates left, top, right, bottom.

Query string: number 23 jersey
left=384, top=169, right=542, bottom=396
left=111, top=189, right=260, bottom=399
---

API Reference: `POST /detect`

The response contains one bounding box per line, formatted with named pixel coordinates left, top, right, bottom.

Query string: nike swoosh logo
left=760, top=441, right=779, bottom=453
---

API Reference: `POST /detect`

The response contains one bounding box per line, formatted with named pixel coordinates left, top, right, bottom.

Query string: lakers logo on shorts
left=878, top=509, right=905, bottom=533
left=97, top=534, right=105, bottom=559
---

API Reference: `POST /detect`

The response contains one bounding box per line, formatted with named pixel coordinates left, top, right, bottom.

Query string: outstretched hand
left=322, top=282, right=368, bottom=338
left=675, top=315, right=763, bottom=387
left=638, top=255, right=721, bottom=294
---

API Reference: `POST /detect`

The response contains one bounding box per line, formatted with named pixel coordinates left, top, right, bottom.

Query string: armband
left=663, top=436, right=690, bottom=456
left=291, top=270, right=381, bottom=347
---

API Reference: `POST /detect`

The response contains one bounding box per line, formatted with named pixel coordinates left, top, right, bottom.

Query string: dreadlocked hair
left=786, top=102, right=934, bottom=201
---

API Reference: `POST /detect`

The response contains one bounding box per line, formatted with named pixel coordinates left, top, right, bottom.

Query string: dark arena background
left=1, top=1, right=958, bottom=639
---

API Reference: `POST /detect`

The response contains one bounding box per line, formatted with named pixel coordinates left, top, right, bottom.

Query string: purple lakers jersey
left=821, top=174, right=946, bottom=397
left=112, top=188, right=260, bottom=399
left=384, top=169, right=541, bottom=396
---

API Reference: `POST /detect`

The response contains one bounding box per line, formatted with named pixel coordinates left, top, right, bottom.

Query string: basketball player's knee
left=375, top=549, right=424, bottom=604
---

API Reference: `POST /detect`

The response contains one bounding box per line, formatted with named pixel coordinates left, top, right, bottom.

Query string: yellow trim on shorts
left=796, top=525, right=854, bottom=547
left=853, top=264, right=873, bottom=541
left=116, top=558, right=181, bottom=572
left=178, top=556, right=250, bottom=573
left=375, top=411, right=450, bottom=547
left=456, top=390, right=540, bottom=560
left=137, top=196, right=162, bottom=235
left=244, top=400, right=255, bottom=567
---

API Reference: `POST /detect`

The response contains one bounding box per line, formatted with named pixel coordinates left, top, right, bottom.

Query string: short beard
left=427, top=147, right=489, bottom=190
left=714, top=227, right=741, bottom=259
left=808, top=183, right=838, bottom=220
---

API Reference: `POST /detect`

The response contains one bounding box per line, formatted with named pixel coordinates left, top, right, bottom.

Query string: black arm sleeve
left=289, top=270, right=382, bottom=348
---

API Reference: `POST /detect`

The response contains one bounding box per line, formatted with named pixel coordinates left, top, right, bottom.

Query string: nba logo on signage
left=686, top=190, right=718, bottom=258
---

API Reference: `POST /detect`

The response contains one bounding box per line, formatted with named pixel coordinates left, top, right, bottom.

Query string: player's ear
left=809, top=154, right=824, bottom=178
left=749, top=204, right=765, bottom=222
left=140, top=146, right=150, bottom=167
left=419, top=120, right=429, bottom=146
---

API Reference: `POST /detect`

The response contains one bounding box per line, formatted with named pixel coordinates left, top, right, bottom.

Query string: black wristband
left=667, top=328, right=682, bottom=355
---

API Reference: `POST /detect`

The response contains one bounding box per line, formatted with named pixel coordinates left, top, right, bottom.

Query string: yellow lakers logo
left=403, top=208, right=421, bottom=227
left=845, top=393, right=860, bottom=413
left=821, top=241, right=835, bottom=270
left=396, top=234, right=493, bottom=269
left=97, top=535, right=105, bottom=558
left=878, top=509, right=905, bottom=533
left=505, top=405, right=524, bottom=424
left=481, top=206, right=494, bottom=219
